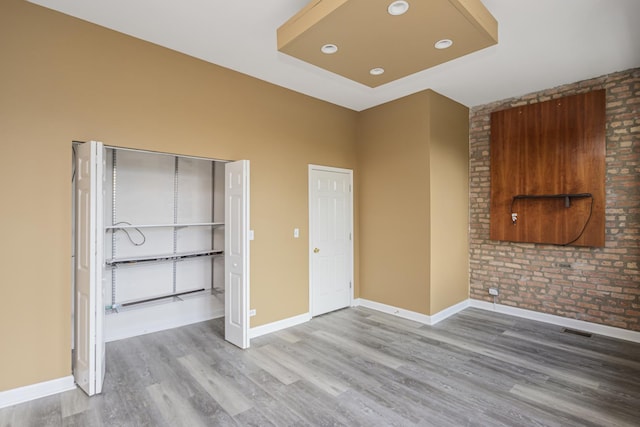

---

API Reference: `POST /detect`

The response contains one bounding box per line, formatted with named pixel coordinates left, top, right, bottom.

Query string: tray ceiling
left=278, top=0, right=498, bottom=87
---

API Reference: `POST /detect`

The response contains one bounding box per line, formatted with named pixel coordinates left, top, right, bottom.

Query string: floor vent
left=563, top=328, right=592, bottom=338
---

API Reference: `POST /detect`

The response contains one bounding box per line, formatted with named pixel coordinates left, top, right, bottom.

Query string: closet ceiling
left=27, top=0, right=640, bottom=111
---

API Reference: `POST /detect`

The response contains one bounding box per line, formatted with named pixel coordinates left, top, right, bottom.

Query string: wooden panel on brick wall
left=490, top=90, right=606, bottom=247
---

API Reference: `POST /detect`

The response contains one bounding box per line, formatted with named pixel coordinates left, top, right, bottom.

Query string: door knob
left=313, top=248, right=320, bottom=253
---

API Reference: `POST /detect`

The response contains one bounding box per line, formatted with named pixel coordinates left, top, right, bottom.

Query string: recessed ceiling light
left=370, top=68, right=385, bottom=76
left=321, top=44, right=338, bottom=54
left=434, top=39, right=453, bottom=49
left=388, top=1, right=409, bottom=16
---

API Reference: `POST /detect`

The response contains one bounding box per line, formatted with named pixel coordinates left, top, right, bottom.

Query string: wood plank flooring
left=1, top=307, right=639, bottom=426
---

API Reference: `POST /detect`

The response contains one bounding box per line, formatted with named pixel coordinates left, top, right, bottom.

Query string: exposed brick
left=469, top=67, right=640, bottom=332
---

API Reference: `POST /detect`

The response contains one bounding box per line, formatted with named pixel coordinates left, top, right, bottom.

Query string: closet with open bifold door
left=72, top=141, right=250, bottom=397
left=104, top=146, right=226, bottom=340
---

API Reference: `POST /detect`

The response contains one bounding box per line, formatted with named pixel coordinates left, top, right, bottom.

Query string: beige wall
left=357, top=90, right=469, bottom=315
left=357, top=93, right=431, bottom=314
left=428, top=92, right=470, bottom=314
left=0, top=0, right=358, bottom=391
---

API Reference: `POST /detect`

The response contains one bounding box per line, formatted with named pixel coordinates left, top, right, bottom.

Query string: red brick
left=469, top=68, right=640, bottom=332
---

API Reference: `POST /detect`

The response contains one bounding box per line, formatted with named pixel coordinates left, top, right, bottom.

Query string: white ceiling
left=28, top=0, right=640, bottom=111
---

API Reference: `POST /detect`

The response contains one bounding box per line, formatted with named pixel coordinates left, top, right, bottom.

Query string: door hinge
left=349, top=281, right=352, bottom=289
left=349, top=184, right=352, bottom=192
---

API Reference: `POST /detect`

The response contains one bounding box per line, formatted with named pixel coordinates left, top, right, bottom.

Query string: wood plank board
left=490, top=90, right=606, bottom=246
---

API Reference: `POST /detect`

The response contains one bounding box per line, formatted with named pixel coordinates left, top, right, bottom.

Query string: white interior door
left=309, top=165, right=353, bottom=316
left=225, top=160, right=250, bottom=349
left=74, top=141, right=104, bottom=395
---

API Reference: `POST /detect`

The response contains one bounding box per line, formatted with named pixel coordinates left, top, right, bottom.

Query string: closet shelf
left=106, top=222, right=224, bottom=230
left=107, top=249, right=223, bottom=266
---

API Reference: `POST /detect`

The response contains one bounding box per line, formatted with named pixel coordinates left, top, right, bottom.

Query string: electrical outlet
left=488, top=288, right=499, bottom=296
left=249, top=309, right=256, bottom=317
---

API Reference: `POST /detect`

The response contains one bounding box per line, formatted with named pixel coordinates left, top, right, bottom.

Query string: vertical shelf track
left=211, top=162, right=216, bottom=293
left=111, top=149, right=118, bottom=310
left=172, top=156, right=179, bottom=296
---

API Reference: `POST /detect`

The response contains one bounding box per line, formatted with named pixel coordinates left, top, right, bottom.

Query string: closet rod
left=119, top=288, right=206, bottom=308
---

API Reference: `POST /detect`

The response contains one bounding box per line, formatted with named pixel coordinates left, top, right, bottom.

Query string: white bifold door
left=74, top=141, right=105, bottom=395
left=224, top=160, right=250, bottom=349
left=74, top=141, right=250, bottom=396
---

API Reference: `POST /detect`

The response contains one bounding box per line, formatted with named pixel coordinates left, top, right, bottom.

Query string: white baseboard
left=353, top=298, right=468, bottom=326
left=0, top=375, right=75, bottom=409
left=249, top=298, right=469, bottom=339
left=106, top=295, right=224, bottom=342
left=250, top=312, right=312, bottom=339
left=354, top=297, right=640, bottom=343
left=470, top=299, right=640, bottom=344
left=354, top=298, right=432, bottom=324
left=430, top=299, right=470, bottom=324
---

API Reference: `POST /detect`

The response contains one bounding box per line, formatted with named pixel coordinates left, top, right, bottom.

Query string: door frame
left=308, top=164, right=354, bottom=316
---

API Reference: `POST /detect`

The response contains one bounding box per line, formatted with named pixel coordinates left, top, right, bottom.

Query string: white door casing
left=225, top=160, right=250, bottom=349
left=74, top=141, right=104, bottom=396
left=309, top=165, right=353, bottom=316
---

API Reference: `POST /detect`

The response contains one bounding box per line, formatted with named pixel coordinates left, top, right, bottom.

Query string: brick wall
left=469, top=68, right=640, bottom=331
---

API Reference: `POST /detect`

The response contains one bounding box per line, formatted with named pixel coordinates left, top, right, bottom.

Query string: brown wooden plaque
left=489, top=90, right=605, bottom=246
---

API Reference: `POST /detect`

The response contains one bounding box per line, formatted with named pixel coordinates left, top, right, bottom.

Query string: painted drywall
left=357, top=90, right=469, bottom=315
left=0, top=0, right=357, bottom=392
left=357, top=92, right=431, bottom=314
left=427, top=92, right=470, bottom=314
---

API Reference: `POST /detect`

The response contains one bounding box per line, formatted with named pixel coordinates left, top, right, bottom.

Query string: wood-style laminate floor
left=2, top=307, right=640, bottom=426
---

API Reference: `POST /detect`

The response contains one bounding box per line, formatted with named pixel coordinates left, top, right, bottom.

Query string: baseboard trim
left=469, top=299, right=640, bottom=344
left=353, top=298, right=468, bottom=326
left=250, top=312, right=312, bottom=339
left=354, top=298, right=431, bottom=324
left=0, top=375, right=75, bottom=409
left=430, top=299, right=470, bottom=324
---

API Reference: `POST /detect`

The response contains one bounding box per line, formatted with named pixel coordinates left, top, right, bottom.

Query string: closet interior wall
left=103, top=148, right=225, bottom=333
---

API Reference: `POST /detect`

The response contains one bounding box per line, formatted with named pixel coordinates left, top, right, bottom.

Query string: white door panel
left=309, top=166, right=353, bottom=316
left=74, top=141, right=104, bottom=396
left=229, top=272, right=243, bottom=326
left=225, top=160, right=250, bottom=349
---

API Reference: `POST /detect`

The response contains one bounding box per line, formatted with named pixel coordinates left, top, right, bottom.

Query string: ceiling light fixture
left=387, top=1, right=409, bottom=16
left=370, top=68, right=385, bottom=76
left=434, top=39, right=453, bottom=49
left=321, top=44, right=338, bottom=54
